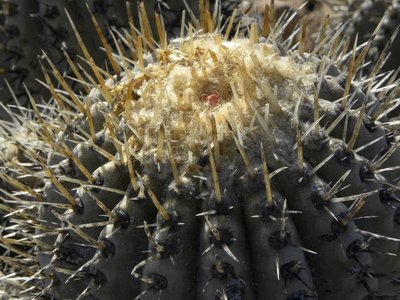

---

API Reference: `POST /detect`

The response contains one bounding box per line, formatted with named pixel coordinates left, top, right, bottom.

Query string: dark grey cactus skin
left=1, top=0, right=129, bottom=115
left=346, top=0, right=390, bottom=41
left=35, top=82, right=400, bottom=300
left=0, top=0, right=46, bottom=119
left=13, top=58, right=400, bottom=300
left=369, top=1, right=400, bottom=73
left=346, top=0, right=400, bottom=73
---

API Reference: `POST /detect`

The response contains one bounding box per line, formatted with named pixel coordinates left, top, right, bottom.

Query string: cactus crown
left=117, top=34, right=315, bottom=167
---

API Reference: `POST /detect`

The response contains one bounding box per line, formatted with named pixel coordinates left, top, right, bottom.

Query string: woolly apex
left=110, top=32, right=315, bottom=170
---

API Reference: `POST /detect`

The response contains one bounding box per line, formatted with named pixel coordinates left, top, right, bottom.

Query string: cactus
left=0, top=0, right=205, bottom=119
left=1, top=1, right=400, bottom=300
left=342, top=0, right=400, bottom=119
left=0, top=0, right=46, bottom=119
left=344, top=0, right=391, bottom=41
left=343, top=0, right=400, bottom=73
left=367, top=1, right=400, bottom=73
left=223, top=0, right=336, bottom=50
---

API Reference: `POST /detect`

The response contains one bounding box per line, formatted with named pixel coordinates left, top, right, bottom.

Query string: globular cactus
left=0, top=0, right=46, bottom=118
left=343, top=0, right=400, bottom=73
left=367, top=1, right=400, bottom=73
left=344, top=0, right=391, bottom=41
left=1, top=1, right=400, bottom=300
left=342, top=0, right=400, bottom=119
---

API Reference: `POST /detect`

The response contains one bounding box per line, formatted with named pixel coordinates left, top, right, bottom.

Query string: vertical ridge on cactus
left=0, top=1, right=399, bottom=299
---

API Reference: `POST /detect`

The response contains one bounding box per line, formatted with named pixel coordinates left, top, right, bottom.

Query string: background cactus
left=343, top=0, right=400, bottom=73
left=0, top=1, right=400, bottom=300
left=367, top=1, right=400, bottom=73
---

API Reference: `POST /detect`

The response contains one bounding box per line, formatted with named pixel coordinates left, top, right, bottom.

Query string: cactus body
left=0, top=2, right=400, bottom=300
left=345, top=0, right=400, bottom=73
